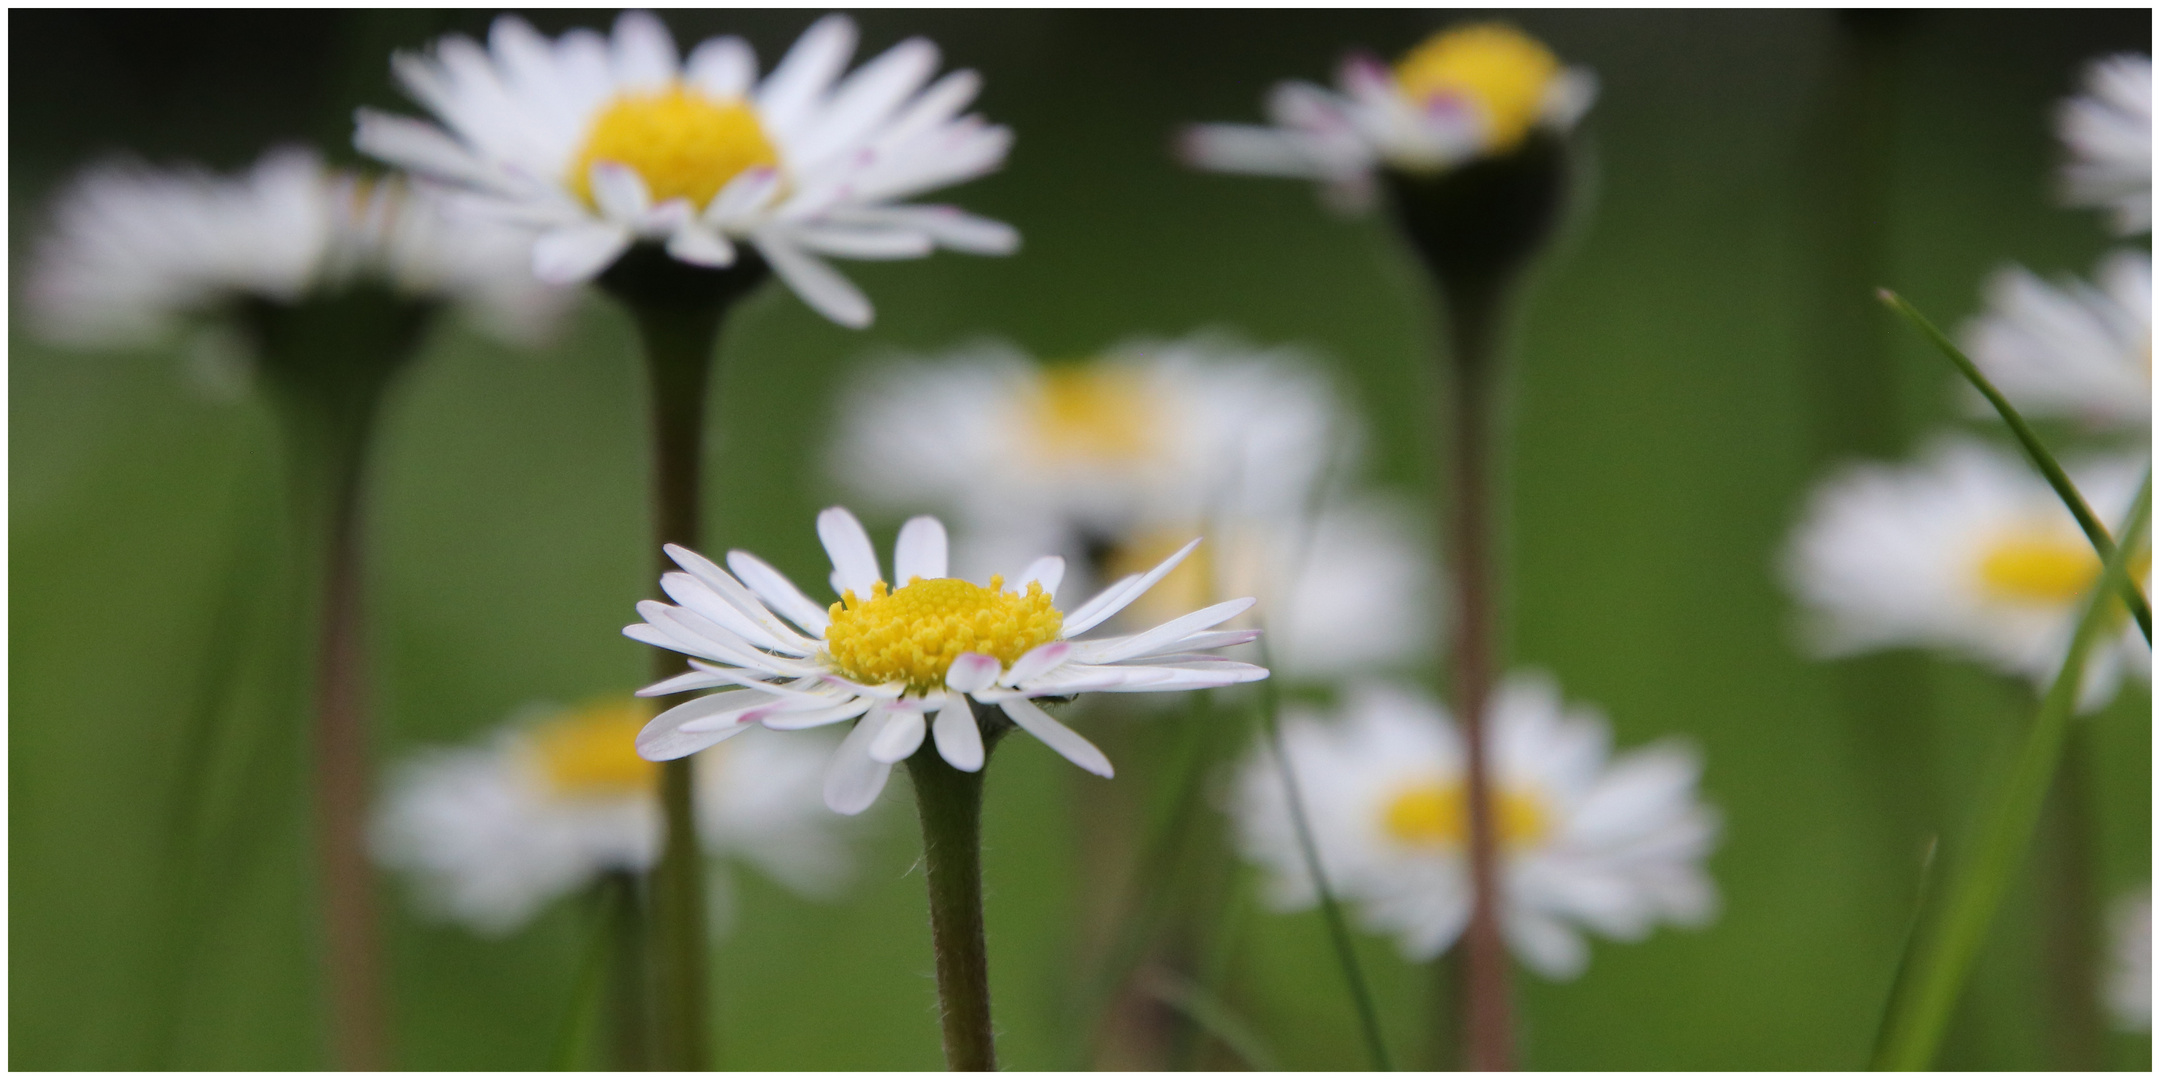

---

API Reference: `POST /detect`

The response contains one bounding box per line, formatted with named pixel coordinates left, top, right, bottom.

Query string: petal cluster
left=1231, top=677, right=1719, bottom=979
left=1960, top=250, right=2151, bottom=435
left=625, top=508, right=1269, bottom=814
left=2057, top=53, right=2152, bottom=236
left=357, top=11, right=1016, bottom=327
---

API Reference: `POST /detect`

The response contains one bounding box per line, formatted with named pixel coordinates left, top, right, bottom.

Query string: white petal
left=1018, top=556, right=1065, bottom=599
left=757, top=14, right=858, bottom=135
left=725, top=549, right=833, bottom=634
left=868, top=709, right=927, bottom=763
left=759, top=697, right=874, bottom=730
left=1063, top=537, right=1203, bottom=635
left=817, top=506, right=882, bottom=596
left=824, top=708, right=896, bottom=814
left=892, top=515, right=949, bottom=583
left=666, top=225, right=737, bottom=267
left=1000, top=641, right=1071, bottom=686
left=788, top=224, right=937, bottom=260
left=663, top=543, right=821, bottom=655
left=636, top=667, right=743, bottom=697
left=1000, top=697, right=1113, bottom=778
left=1075, top=597, right=1256, bottom=664
left=611, top=10, right=680, bottom=90
left=532, top=223, right=631, bottom=283
left=685, top=35, right=756, bottom=99
left=702, top=166, right=784, bottom=229
left=931, top=699, right=984, bottom=772
left=588, top=161, right=652, bottom=221
left=945, top=652, right=1000, bottom=694
left=637, top=689, right=777, bottom=760
left=757, top=236, right=874, bottom=328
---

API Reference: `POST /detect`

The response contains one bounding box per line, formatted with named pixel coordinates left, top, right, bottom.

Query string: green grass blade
left=1876, top=289, right=2151, bottom=641
left=1870, top=469, right=2152, bottom=1070
left=1139, top=967, right=1283, bottom=1071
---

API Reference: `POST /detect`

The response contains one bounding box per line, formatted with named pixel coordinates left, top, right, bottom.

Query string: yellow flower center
left=529, top=700, right=658, bottom=797
left=1393, top=23, right=1561, bottom=153
left=1383, top=780, right=1550, bottom=850
left=1026, top=365, right=1159, bottom=464
left=568, top=85, right=779, bottom=210
left=824, top=576, right=1065, bottom=694
left=1977, top=531, right=2149, bottom=605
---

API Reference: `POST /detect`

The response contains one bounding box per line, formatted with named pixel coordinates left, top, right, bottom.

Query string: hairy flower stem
left=605, top=244, right=770, bottom=1072
left=906, top=708, right=1008, bottom=1071
left=252, top=290, right=436, bottom=1071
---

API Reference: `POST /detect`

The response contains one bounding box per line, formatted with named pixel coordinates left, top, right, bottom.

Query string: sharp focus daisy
left=1179, top=22, right=1596, bottom=209
left=1961, top=250, right=2150, bottom=435
left=372, top=699, right=851, bottom=935
left=2057, top=53, right=2152, bottom=236
left=1231, top=677, right=1720, bottom=979
left=624, top=507, right=1270, bottom=814
left=356, top=11, right=1016, bottom=327
left=1781, top=436, right=2151, bottom=710
left=2106, top=887, right=2151, bottom=1032
left=827, top=336, right=1443, bottom=678
left=26, top=145, right=560, bottom=348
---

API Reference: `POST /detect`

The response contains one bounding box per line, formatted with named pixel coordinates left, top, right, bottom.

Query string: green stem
left=906, top=708, right=1004, bottom=1071
left=1877, top=289, right=2151, bottom=640
left=1871, top=470, right=2151, bottom=1069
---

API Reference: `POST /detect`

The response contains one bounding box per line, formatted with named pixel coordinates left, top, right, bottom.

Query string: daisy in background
left=2057, top=53, right=2151, bottom=236
left=26, top=145, right=561, bottom=349
left=357, top=10, right=1015, bottom=328
left=829, top=335, right=1442, bottom=679
left=2105, top=888, right=2151, bottom=1031
left=1179, top=22, right=1596, bottom=209
left=1781, top=437, right=2150, bottom=711
left=1231, top=677, right=1719, bottom=979
left=373, top=698, right=851, bottom=936
left=623, top=507, right=1269, bottom=814
left=1960, top=250, right=2150, bottom=437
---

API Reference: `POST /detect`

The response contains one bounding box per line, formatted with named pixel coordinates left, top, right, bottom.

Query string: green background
left=10, top=9, right=2151, bottom=1070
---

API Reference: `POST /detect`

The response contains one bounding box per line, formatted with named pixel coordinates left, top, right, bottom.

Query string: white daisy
left=624, top=507, right=1270, bottom=815
left=2058, top=53, right=2151, bottom=236
left=371, top=699, right=851, bottom=936
left=355, top=11, right=1016, bottom=327
left=1231, top=677, right=1719, bottom=980
left=827, top=336, right=1442, bottom=678
left=2105, top=887, right=2151, bottom=1032
left=1180, top=22, right=1596, bottom=209
left=1961, top=251, right=2150, bottom=435
left=1780, top=436, right=2150, bottom=710
left=25, top=145, right=561, bottom=348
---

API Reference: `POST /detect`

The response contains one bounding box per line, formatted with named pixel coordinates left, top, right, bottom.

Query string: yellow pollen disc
left=568, top=85, right=779, bottom=210
left=529, top=700, right=658, bottom=797
left=1976, top=531, right=2150, bottom=605
left=824, top=575, right=1064, bottom=695
left=1393, top=23, right=1561, bottom=153
left=1026, top=365, right=1159, bottom=464
left=1382, top=780, right=1549, bottom=850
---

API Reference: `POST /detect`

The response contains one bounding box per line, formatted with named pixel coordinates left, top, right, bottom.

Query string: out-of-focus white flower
left=624, top=508, right=1269, bottom=814
left=2058, top=53, right=2151, bottom=236
left=1231, top=677, right=1719, bottom=979
left=372, top=699, right=851, bottom=936
left=1781, top=437, right=2150, bottom=710
left=829, top=335, right=1442, bottom=679
left=1180, top=22, right=1595, bottom=209
left=26, top=145, right=563, bottom=348
left=356, top=11, right=1014, bottom=327
left=1961, top=251, right=2150, bottom=435
left=2106, top=888, right=2151, bottom=1031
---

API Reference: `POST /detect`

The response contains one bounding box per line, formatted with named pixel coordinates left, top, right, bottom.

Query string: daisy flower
left=1781, top=436, right=2151, bottom=710
left=1231, top=677, right=1720, bottom=979
left=356, top=11, right=1016, bottom=328
left=372, top=698, right=851, bottom=936
left=827, top=336, right=1442, bottom=678
left=1180, top=22, right=1596, bottom=209
left=1960, top=250, right=2150, bottom=435
left=2057, top=53, right=2151, bottom=236
left=25, top=145, right=559, bottom=348
left=2105, top=888, right=2151, bottom=1032
left=624, top=507, right=1269, bottom=814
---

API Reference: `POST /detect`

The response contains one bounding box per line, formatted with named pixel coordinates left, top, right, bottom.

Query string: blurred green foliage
left=10, top=9, right=2150, bottom=1070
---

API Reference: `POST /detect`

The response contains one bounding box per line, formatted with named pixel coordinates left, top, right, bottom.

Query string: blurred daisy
left=26, top=145, right=559, bottom=348
left=829, top=336, right=1441, bottom=677
left=2105, top=888, right=2151, bottom=1031
left=373, top=699, right=850, bottom=936
left=2058, top=53, right=2151, bottom=236
left=1961, top=251, right=2149, bottom=435
left=624, top=507, right=1269, bottom=814
left=1231, top=677, right=1719, bottom=979
left=1781, top=437, right=2150, bottom=710
left=357, top=11, right=1015, bottom=327
left=1180, top=22, right=1595, bottom=209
